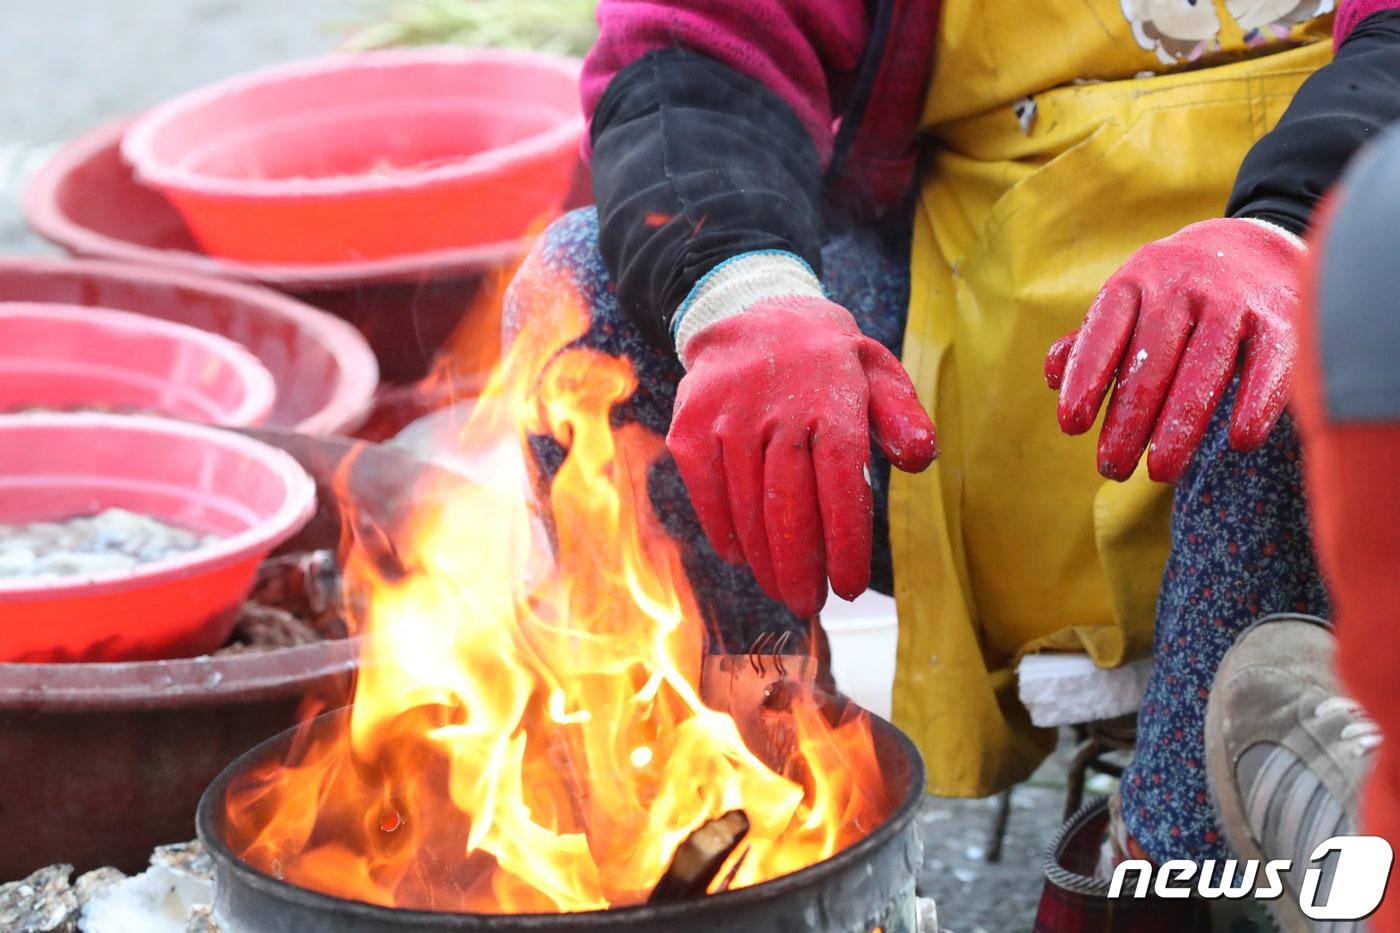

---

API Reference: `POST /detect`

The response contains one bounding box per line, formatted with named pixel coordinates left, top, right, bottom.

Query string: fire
left=223, top=254, right=890, bottom=913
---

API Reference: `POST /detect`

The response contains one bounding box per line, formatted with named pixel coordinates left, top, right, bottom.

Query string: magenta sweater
left=582, top=0, right=936, bottom=208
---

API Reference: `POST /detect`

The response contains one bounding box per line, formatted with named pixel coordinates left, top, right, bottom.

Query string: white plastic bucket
left=820, top=589, right=899, bottom=720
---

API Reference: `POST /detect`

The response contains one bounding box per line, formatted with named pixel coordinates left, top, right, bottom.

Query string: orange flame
left=224, top=257, right=889, bottom=913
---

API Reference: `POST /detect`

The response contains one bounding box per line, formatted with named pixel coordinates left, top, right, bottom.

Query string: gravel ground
left=916, top=736, right=1103, bottom=933
left=0, top=2, right=1077, bottom=928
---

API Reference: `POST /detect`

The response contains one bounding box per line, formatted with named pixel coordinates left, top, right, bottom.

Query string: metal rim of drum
left=198, top=704, right=926, bottom=930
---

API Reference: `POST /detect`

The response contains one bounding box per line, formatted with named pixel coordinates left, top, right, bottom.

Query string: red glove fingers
left=720, top=429, right=780, bottom=598
left=764, top=427, right=829, bottom=618
left=666, top=428, right=742, bottom=564
left=668, top=293, right=937, bottom=618
left=1095, top=291, right=1194, bottom=481
left=1056, top=281, right=1141, bottom=436
left=1048, top=218, right=1304, bottom=483
left=812, top=421, right=875, bottom=603
left=862, top=341, right=940, bottom=472
left=1231, top=311, right=1297, bottom=451
left=1145, top=306, right=1244, bottom=482
left=1044, top=330, right=1076, bottom=390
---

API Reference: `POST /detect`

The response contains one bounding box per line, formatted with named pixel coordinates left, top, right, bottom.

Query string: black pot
left=198, top=706, right=925, bottom=933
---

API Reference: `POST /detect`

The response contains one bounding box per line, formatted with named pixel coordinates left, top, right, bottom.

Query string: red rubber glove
left=669, top=296, right=938, bottom=619
left=1045, top=218, right=1303, bottom=483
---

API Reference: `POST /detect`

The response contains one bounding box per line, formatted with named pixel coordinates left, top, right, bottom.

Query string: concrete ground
left=915, top=738, right=1111, bottom=933
left=0, top=2, right=1076, bottom=928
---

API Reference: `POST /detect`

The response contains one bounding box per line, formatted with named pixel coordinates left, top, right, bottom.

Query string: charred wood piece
left=647, top=810, right=750, bottom=904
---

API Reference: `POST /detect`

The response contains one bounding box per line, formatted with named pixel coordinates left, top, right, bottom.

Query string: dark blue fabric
left=1228, top=10, right=1400, bottom=235
left=591, top=50, right=825, bottom=347
left=1118, top=380, right=1330, bottom=863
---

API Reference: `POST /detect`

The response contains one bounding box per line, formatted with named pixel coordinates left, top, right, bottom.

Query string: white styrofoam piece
left=1016, top=652, right=1153, bottom=727
left=822, top=588, right=898, bottom=721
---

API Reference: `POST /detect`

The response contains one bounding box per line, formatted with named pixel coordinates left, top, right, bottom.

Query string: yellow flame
left=224, top=257, right=889, bottom=913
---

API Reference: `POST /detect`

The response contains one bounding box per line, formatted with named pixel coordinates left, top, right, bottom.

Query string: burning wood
left=647, top=810, right=751, bottom=904
left=216, top=265, right=892, bottom=914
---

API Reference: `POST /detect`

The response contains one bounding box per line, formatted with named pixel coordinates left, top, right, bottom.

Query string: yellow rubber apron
left=890, top=0, right=1335, bottom=796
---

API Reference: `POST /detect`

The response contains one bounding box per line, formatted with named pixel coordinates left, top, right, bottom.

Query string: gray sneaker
left=1205, top=613, right=1381, bottom=933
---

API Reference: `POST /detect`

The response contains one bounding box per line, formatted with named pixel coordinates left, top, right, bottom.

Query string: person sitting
left=504, top=0, right=1400, bottom=874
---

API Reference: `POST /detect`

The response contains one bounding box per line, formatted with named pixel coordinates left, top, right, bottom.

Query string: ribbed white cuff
left=672, top=251, right=825, bottom=364
left=1241, top=216, right=1308, bottom=252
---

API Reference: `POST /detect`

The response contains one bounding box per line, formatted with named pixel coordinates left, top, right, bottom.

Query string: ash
left=0, top=509, right=220, bottom=580
left=0, top=844, right=216, bottom=933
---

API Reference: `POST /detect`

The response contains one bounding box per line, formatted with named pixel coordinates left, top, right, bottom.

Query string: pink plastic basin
left=122, top=48, right=584, bottom=264
left=25, top=118, right=535, bottom=289
left=0, top=257, right=378, bottom=434
left=0, top=414, right=316, bottom=663
left=25, top=117, right=592, bottom=382
left=0, top=302, right=277, bottom=426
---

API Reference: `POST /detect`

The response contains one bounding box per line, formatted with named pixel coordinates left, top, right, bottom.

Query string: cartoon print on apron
left=1123, top=0, right=1335, bottom=63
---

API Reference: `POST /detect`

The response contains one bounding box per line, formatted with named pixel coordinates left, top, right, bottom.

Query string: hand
left=1046, top=218, right=1303, bottom=483
left=669, top=296, right=937, bottom=618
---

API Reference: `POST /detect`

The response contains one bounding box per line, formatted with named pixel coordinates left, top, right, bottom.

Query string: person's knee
left=536, top=207, right=603, bottom=272
left=503, top=207, right=609, bottom=343
left=1174, top=375, right=1301, bottom=495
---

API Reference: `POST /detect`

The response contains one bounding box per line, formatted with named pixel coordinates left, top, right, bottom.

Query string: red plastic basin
left=121, top=48, right=584, bottom=264
left=0, top=257, right=378, bottom=434
left=0, top=302, right=277, bottom=426
left=25, top=117, right=592, bottom=382
left=0, top=414, right=316, bottom=663
left=25, top=118, right=534, bottom=289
